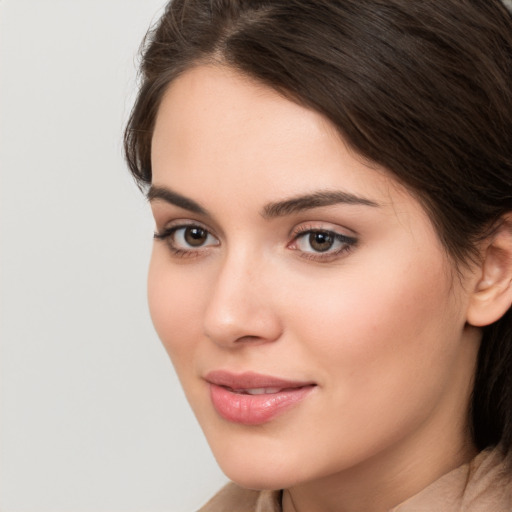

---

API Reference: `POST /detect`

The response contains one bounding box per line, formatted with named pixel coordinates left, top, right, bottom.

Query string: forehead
left=153, top=65, right=338, bottom=168
left=152, top=65, right=397, bottom=201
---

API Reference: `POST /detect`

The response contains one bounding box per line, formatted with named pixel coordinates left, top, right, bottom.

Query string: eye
left=154, top=224, right=219, bottom=255
left=299, top=231, right=337, bottom=252
left=174, top=226, right=215, bottom=248
left=290, top=228, right=357, bottom=259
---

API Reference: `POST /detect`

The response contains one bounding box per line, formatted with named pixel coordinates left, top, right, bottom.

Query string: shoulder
left=197, top=482, right=281, bottom=512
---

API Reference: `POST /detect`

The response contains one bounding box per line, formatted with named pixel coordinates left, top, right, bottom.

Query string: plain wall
left=0, top=1, right=227, bottom=510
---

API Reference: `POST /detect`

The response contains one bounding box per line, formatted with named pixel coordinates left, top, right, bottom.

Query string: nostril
left=234, top=335, right=265, bottom=344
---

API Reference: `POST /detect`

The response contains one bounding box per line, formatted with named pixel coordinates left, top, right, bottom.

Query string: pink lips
left=205, top=370, right=316, bottom=425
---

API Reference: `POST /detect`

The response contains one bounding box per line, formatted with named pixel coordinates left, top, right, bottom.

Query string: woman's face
left=149, top=65, right=480, bottom=490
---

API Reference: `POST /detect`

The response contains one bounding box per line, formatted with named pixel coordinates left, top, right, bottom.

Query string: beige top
left=198, top=447, right=511, bottom=511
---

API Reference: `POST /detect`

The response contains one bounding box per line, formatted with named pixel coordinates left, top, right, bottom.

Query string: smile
left=205, top=371, right=316, bottom=425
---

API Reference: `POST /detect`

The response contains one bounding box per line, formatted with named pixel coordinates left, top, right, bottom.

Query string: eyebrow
left=147, top=185, right=208, bottom=215
left=262, top=190, right=380, bottom=218
left=147, top=185, right=379, bottom=218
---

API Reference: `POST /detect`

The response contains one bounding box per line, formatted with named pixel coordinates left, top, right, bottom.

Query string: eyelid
left=154, top=225, right=218, bottom=243
left=290, top=222, right=357, bottom=239
left=154, top=218, right=215, bottom=236
left=288, top=223, right=358, bottom=261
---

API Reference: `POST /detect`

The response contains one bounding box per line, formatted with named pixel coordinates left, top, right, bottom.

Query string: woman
left=124, top=1, right=512, bottom=510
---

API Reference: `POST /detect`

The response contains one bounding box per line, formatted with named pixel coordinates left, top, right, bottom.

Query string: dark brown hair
left=125, top=0, right=512, bottom=457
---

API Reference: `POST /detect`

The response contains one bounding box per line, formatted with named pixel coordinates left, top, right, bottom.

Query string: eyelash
left=153, top=223, right=358, bottom=262
left=289, top=225, right=357, bottom=262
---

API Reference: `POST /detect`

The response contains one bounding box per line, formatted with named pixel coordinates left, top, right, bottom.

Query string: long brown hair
left=125, top=0, right=512, bottom=457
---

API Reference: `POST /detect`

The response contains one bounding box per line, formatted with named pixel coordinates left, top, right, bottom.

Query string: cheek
left=286, top=249, right=460, bottom=396
left=147, top=250, right=206, bottom=366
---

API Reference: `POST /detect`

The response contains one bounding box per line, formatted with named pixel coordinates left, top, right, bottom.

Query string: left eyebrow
left=262, top=190, right=380, bottom=218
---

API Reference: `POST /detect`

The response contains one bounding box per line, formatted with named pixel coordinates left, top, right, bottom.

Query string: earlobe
left=467, top=215, right=512, bottom=327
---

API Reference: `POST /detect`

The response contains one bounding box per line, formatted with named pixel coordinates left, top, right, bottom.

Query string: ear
left=466, top=214, right=512, bottom=327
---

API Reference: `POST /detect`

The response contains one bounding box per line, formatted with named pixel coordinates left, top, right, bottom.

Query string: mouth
left=228, top=386, right=295, bottom=395
left=205, top=371, right=316, bottom=425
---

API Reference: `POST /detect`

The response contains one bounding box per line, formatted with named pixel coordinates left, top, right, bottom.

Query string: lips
left=205, top=371, right=316, bottom=425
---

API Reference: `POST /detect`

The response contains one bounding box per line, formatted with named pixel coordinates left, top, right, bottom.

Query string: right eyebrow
left=147, top=185, right=208, bottom=216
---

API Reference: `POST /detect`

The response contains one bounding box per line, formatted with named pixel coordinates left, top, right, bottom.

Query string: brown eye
left=184, top=226, right=208, bottom=247
left=308, top=231, right=334, bottom=252
left=154, top=224, right=219, bottom=253
left=291, top=228, right=357, bottom=259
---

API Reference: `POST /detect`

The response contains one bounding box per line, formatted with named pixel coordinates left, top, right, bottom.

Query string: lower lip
left=209, top=384, right=315, bottom=425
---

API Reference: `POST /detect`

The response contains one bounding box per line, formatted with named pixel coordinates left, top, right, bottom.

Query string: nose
left=202, top=252, right=283, bottom=348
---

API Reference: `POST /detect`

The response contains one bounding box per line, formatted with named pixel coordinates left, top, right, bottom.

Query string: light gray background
left=0, top=1, right=227, bottom=510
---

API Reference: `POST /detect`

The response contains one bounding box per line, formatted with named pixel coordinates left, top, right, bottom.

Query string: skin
left=148, top=65, right=482, bottom=512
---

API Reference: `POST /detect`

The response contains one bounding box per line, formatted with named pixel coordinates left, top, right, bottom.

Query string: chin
left=208, top=438, right=317, bottom=491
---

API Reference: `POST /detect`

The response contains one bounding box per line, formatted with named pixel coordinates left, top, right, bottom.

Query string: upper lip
left=205, top=370, right=316, bottom=390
